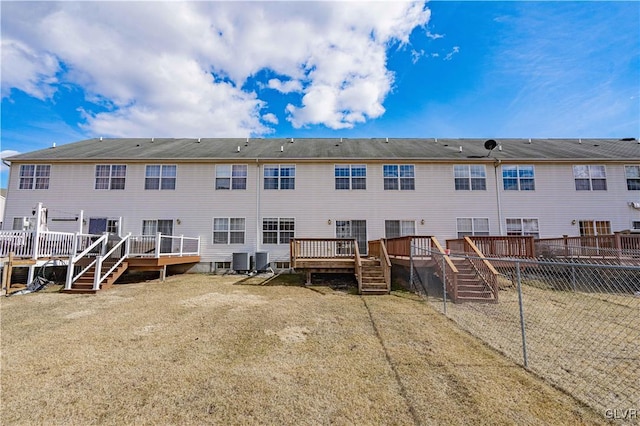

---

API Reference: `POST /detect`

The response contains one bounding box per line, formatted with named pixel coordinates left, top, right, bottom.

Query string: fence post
left=409, top=244, right=414, bottom=292
left=442, top=254, right=447, bottom=315
left=516, top=261, right=529, bottom=368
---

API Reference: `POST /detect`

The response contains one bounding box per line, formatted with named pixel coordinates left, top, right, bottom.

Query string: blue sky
left=1, top=1, right=639, bottom=187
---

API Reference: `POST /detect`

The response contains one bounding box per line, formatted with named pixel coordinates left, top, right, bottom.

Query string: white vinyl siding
left=19, top=165, right=50, bottom=190
left=573, top=165, right=607, bottom=191
left=95, top=165, right=126, bottom=190
left=454, top=165, right=486, bottom=191
left=145, top=165, right=176, bottom=190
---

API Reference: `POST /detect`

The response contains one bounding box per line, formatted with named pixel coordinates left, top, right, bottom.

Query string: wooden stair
left=63, top=261, right=128, bottom=294
left=451, top=259, right=496, bottom=303
left=359, top=258, right=389, bottom=295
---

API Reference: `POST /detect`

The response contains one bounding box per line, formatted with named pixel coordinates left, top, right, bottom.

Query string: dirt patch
left=265, top=326, right=311, bottom=343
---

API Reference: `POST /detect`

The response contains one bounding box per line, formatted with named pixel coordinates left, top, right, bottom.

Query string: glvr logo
left=604, top=409, right=638, bottom=420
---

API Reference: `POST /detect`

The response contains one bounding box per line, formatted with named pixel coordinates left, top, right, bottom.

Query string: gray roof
left=5, top=137, right=640, bottom=163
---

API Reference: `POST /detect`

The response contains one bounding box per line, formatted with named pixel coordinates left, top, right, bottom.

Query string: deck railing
left=354, top=241, right=363, bottom=293
left=367, top=239, right=392, bottom=292
left=128, top=233, right=200, bottom=257
left=93, top=234, right=131, bottom=291
left=289, top=238, right=358, bottom=267
left=0, top=231, right=34, bottom=258
left=65, top=234, right=109, bottom=290
left=535, top=234, right=640, bottom=259
left=383, top=235, right=433, bottom=258
left=430, top=237, right=459, bottom=302
left=447, top=236, right=535, bottom=258
left=463, top=237, right=499, bottom=301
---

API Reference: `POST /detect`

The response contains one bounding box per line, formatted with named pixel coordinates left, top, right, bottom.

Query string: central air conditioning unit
left=232, top=252, right=250, bottom=272
left=255, top=251, right=270, bottom=272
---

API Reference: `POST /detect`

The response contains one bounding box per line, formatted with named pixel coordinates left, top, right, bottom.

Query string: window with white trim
left=216, top=165, right=247, bottom=190
left=264, top=165, right=295, bottom=190
left=383, top=165, right=415, bottom=190
left=454, top=165, right=486, bottom=191
left=335, top=165, right=366, bottom=190
left=384, top=220, right=416, bottom=238
left=625, top=166, right=640, bottom=190
left=502, top=165, right=535, bottom=191
left=456, top=218, right=490, bottom=238
left=263, top=218, right=295, bottom=244
left=631, top=221, right=640, bottom=230
left=213, top=218, right=245, bottom=244
left=95, top=165, right=126, bottom=190
left=19, top=165, right=50, bottom=190
left=145, top=165, right=176, bottom=190
left=579, top=220, right=611, bottom=236
left=506, top=218, right=540, bottom=238
left=573, top=165, right=607, bottom=191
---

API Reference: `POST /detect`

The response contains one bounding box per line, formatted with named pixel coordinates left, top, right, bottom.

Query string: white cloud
left=443, top=46, right=460, bottom=61
left=267, top=78, right=303, bottom=94
left=426, top=31, right=444, bottom=40
left=1, top=39, right=59, bottom=100
left=1, top=151, right=21, bottom=173
left=1, top=2, right=430, bottom=135
left=262, top=113, right=279, bottom=125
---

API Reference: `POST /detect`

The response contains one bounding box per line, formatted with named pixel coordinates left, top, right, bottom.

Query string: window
left=216, top=165, right=247, bottom=190
left=385, top=220, right=416, bottom=238
left=383, top=165, right=415, bottom=190
left=335, top=220, right=367, bottom=255
left=19, top=165, right=50, bottom=190
left=145, top=165, right=176, bottom=190
left=213, top=218, right=245, bottom=244
left=335, top=165, right=366, bottom=190
left=502, top=165, right=535, bottom=191
left=456, top=218, right=490, bottom=238
left=506, top=218, right=540, bottom=238
left=142, top=219, right=173, bottom=235
left=454, top=165, right=486, bottom=191
left=625, top=166, right=640, bottom=190
left=88, top=218, right=120, bottom=235
left=12, top=217, right=29, bottom=230
left=95, top=165, right=126, bottom=190
left=632, top=221, right=640, bottom=230
left=263, top=218, right=295, bottom=244
left=579, top=220, right=611, bottom=236
left=573, top=165, right=607, bottom=191
left=264, top=165, right=295, bottom=190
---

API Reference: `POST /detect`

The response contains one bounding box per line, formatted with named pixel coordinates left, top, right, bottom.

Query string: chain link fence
left=406, top=244, right=640, bottom=420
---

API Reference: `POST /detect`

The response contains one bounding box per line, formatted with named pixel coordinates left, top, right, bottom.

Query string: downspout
left=494, top=159, right=504, bottom=235
left=256, top=159, right=261, bottom=254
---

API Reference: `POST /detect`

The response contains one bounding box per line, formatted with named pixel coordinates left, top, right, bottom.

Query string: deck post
left=179, top=235, right=184, bottom=256
left=306, top=270, right=311, bottom=286
left=155, top=232, right=162, bottom=257
left=93, top=256, right=103, bottom=291
left=65, top=233, right=80, bottom=290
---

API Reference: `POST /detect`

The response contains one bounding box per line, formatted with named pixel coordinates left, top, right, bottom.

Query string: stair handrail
left=65, top=233, right=108, bottom=290
left=430, top=237, right=459, bottom=302
left=94, top=233, right=131, bottom=291
left=354, top=240, right=363, bottom=294
left=379, top=239, right=392, bottom=292
left=463, top=236, right=499, bottom=301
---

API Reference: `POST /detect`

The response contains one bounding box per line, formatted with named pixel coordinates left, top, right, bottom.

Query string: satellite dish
left=484, top=139, right=497, bottom=151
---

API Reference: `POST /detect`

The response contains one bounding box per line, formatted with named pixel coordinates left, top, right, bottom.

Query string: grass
left=1, top=274, right=606, bottom=425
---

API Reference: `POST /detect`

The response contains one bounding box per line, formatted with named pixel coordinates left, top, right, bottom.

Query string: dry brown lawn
left=1, top=274, right=606, bottom=425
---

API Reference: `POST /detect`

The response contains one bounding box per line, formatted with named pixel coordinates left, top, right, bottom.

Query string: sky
left=1, top=1, right=639, bottom=187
